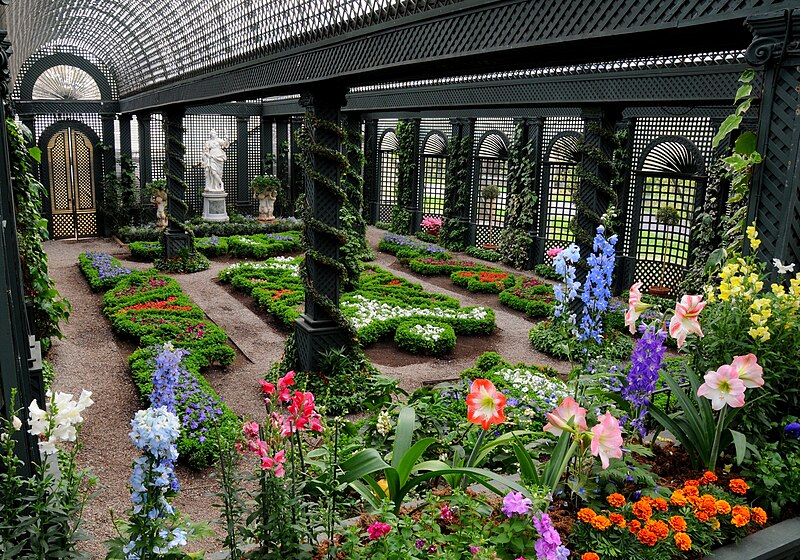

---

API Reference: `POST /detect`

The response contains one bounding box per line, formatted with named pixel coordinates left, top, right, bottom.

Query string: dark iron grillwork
left=540, top=126, right=582, bottom=260
left=377, top=124, right=399, bottom=223
left=473, top=129, right=510, bottom=246
left=419, top=129, right=448, bottom=220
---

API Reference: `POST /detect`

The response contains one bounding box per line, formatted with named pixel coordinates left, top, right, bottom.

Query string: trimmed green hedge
left=394, top=320, right=456, bottom=356
left=227, top=231, right=302, bottom=259
left=129, top=236, right=230, bottom=261
left=450, top=269, right=515, bottom=294
left=498, top=277, right=556, bottom=318
left=408, top=257, right=491, bottom=276
left=78, top=252, right=133, bottom=292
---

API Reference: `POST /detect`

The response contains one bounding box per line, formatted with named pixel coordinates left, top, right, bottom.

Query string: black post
left=294, top=89, right=350, bottom=372
left=260, top=116, right=273, bottom=175
left=100, top=113, right=116, bottom=235
left=236, top=115, right=249, bottom=213
left=450, top=117, right=476, bottom=248
left=162, top=106, right=193, bottom=257
left=363, top=119, right=379, bottom=224
left=138, top=113, right=153, bottom=202
left=616, top=116, right=637, bottom=292
left=276, top=117, right=290, bottom=212
left=119, top=114, right=132, bottom=160
left=745, top=9, right=800, bottom=272
left=0, top=29, right=42, bottom=475
left=405, top=118, right=422, bottom=232
left=290, top=116, right=303, bottom=213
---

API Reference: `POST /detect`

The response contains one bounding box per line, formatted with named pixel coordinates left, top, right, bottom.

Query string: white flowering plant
left=394, top=321, right=457, bottom=356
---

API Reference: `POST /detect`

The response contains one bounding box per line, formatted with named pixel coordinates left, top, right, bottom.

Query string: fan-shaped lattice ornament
left=380, top=130, right=399, bottom=151
left=640, top=139, right=703, bottom=175
left=546, top=133, right=581, bottom=163
left=423, top=131, right=448, bottom=156
left=32, top=65, right=101, bottom=100
left=477, top=132, right=509, bottom=159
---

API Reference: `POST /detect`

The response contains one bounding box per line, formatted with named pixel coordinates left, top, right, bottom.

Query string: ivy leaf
left=27, top=146, right=42, bottom=163
left=734, top=132, right=758, bottom=156
left=735, top=98, right=753, bottom=116
left=712, top=115, right=742, bottom=148
left=734, top=84, right=753, bottom=103
left=740, top=68, right=756, bottom=83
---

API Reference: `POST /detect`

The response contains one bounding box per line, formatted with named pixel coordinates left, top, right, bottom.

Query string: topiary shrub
left=394, top=320, right=456, bottom=356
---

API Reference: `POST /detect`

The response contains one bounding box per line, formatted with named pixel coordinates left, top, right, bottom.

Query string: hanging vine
left=389, top=120, right=416, bottom=234
left=569, top=125, right=629, bottom=247
left=294, top=113, right=359, bottom=339
left=439, top=135, right=471, bottom=251
left=498, top=122, right=538, bottom=269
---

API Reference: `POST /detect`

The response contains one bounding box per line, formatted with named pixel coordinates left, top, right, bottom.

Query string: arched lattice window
left=633, top=137, right=706, bottom=286
left=542, top=132, right=581, bottom=248
left=32, top=65, right=101, bottom=100
left=377, top=129, right=399, bottom=223
left=474, top=131, right=510, bottom=246
left=420, top=131, right=448, bottom=219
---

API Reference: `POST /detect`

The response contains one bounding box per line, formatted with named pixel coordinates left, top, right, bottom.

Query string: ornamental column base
left=294, top=315, right=350, bottom=372
left=202, top=190, right=229, bottom=222
left=163, top=230, right=194, bottom=258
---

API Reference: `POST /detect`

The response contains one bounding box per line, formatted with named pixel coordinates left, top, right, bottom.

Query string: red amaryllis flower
left=466, top=379, right=506, bottom=430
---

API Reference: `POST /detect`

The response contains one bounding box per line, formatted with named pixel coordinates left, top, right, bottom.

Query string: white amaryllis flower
left=773, top=258, right=796, bottom=274
left=28, top=389, right=94, bottom=455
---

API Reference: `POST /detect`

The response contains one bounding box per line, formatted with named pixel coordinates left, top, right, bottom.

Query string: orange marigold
left=609, top=513, right=626, bottom=528
left=752, top=507, right=767, bottom=526
left=628, top=520, right=642, bottom=534
left=649, top=520, right=670, bottom=540
left=668, top=515, right=687, bottom=532
left=670, top=489, right=688, bottom=506
left=701, top=471, right=718, bottom=484
left=632, top=500, right=653, bottom=521
left=654, top=497, right=669, bottom=511
left=683, top=485, right=700, bottom=498
left=684, top=479, right=700, bottom=487
left=581, top=554, right=600, bottom=560
left=698, top=494, right=718, bottom=516
left=607, top=493, right=626, bottom=508
left=710, top=518, right=721, bottom=531
left=578, top=508, right=597, bottom=523
left=731, top=505, right=750, bottom=527
left=674, top=531, right=692, bottom=551
left=591, top=515, right=612, bottom=531
left=716, top=500, right=731, bottom=515
left=729, top=478, right=749, bottom=495
left=638, top=528, right=658, bottom=546
left=695, top=510, right=711, bottom=522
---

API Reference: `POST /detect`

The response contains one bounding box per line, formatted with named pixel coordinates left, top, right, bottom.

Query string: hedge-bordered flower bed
left=408, top=257, right=492, bottom=276
left=378, top=233, right=450, bottom=260
left=227, top=231, right=302, bottom=259
left=129, top=236, right=230, bottom=261
left=499, top=277, right=556, bottom=318
left=450, top=270, right=515, bottom=293
left=78, top=251, right=133, bottom=292
left=394, top=320, right=456, bottom=356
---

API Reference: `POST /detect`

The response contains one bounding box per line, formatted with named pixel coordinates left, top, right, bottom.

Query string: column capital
left=746, top=9, right=800, bottom=65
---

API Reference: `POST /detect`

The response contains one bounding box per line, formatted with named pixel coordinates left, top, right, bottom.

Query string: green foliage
left=414, top=231, right=439, bottom=244
left=154, top=250, right=211, bottom=273
left=498, top=122, right=539, bottom=269
left=409, top=257, right=490, bottom=276
left=439, top=136, right=472, bottom=251
left=465, top=245, right=502, bottom=262
left=117, top=217, right=301, bottom=242
left=655, top=205, right=682, bottom=227
left=6, top=118, right=72, bottom=341
left=394, top=320, right=456, bottom=356
left=78, top=252, right=133, bottom=292
left=499, top=277, right=556, bottom=318
left=743, top=433, right=800, bottom=517
left=250, top=174, right=281, bottom=195
left=450, top=269, right=515, bottom=294
left=534, top=264, right=561, bottom=281
left=129, top=241, right=164, bottom=261
left=378, top=233, right=450, bottom=260
left=528, top=321, right=633, bottom=363
left=101, top=152, right=141, bottom=233
left=389, top=120, right=416, bottom=235
left=226, top=231, right=302, bottom=259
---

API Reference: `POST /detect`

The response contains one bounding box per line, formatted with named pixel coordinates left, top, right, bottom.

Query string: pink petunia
left=669, top=295, right=707, bottom=347
left=730, top=354, right=764, bottom=389
left=697, top=364, right=746, bottom=410
left=624, top=282, right=651, bottom=334
left=591, top=411, right=623, bottom=469
left=543, top=397, right=588, bottom=436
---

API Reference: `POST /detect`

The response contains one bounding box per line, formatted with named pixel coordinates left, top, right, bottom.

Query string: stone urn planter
left=251, top=175, right=281, bottom=222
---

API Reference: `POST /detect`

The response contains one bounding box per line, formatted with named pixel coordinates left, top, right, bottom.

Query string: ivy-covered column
left=260, top=116, right=273, bottom=175
left=362, top=119, right=379, bottom=224
left=290, top=116, right=303, bottom=212
left=119, top=114, right=132, bottom=161
left=18, top=114, right=37, bottom=179
left=236, top=115, right=249, bottom=213
left=162, top=106, right=193, bottom=257
left=99, top=113, right=117, bottom=236
left=615, top=116, right=637, bottom=292
left=294, top=89, right=352, bottom=372
left=745, top=9, right=800, bottom=271
left=572, top=106, right=623, bottom=301
left=440, top=117, right=475, bottom=251
left=275, top=117, right=290, bottom=211
left=137, top=113, right=153, bottom=202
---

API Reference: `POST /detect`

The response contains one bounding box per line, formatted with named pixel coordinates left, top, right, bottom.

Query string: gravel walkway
left=43, top=228, right=567, bottom=556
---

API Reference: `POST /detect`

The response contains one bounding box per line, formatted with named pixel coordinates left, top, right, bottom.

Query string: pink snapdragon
left=277, top=390, right=324, bottom=436
left=590, top=411, right=624, bottom=469
left=366, top=521, right=392, bottom=540
left=546, top=246, right=564, bottom=258
left=669, top=294, right=707, bottom=347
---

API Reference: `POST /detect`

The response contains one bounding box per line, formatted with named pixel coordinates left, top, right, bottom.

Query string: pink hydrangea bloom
left=697, top=364, right=746, bottom=410
left=669, top=295, right=707, bottom=347
left=591, top=411, right=623, bottom=469
left=543, top=397, right=588, bottom=436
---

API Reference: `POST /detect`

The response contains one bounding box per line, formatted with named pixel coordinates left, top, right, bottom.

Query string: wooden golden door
left=47, top=128, right=97, bottom=239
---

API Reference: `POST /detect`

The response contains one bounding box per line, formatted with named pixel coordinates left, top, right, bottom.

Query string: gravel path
left=43, top=228, right=567, bottom=556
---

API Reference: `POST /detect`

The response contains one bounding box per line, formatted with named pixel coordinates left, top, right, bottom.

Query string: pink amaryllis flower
left=624, top=282, right=651, bottom=334
left=543, top=397, right=588, bottom=436
left=697, top=364, right=746, bottom=410
left=466, top=379, right=506, bottom=430
left=730, top=354, right=764, bottom=388
left=546, top=246, right=564, bottom=258
left=591, top=411, right=623, bottom=469
left=669, top=295, right=707, bottom=347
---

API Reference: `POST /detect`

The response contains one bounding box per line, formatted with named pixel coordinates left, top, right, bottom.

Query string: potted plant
left=648, top=204, right=682, bottom=298
left=480, top=184, right=500, bottom=250
left=251, top=175, right=281, bottom=222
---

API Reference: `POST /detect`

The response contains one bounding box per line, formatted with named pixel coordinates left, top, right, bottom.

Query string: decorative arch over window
left=17, top=50, right=116, bottom=100
left=542, top=131, right=582, bottom=247
left=32, top=65, right=102, bottom=100
left=632, top=136, right=707, bottom=288
left=474, top=130, right=510, bottom=245
left=420, top=130, right=448, bottom=219
left=377, top=129, right=399, bottom=222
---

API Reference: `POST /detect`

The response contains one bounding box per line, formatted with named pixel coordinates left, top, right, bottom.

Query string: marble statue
left=257, top=189, right=277, bottom=222
left=201, top=129, right=230, bottom=192
left=153, top=189, right=168, bottom=229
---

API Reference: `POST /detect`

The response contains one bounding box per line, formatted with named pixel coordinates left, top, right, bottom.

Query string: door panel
left=47, top=127, right=98, bottom=240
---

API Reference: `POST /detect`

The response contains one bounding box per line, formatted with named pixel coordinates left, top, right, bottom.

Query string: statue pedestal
left=202, top=190, right=229, bottom=222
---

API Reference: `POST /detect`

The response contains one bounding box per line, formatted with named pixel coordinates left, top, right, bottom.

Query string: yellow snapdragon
left=747, top=223, right=761, bottom=250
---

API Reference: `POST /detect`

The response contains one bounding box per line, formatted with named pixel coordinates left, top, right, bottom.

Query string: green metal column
left=162, top=106, right=193, bottom=257
left=260, top=116, right=273, bottom=176
left=236, top=115, right=249, bottom=213
left=137, top=113, right=153, bottom=204
left=363, top=119, right=379, bottom=224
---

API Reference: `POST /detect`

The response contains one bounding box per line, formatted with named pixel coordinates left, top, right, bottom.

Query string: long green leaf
left=658, top=368, right=712, bottom=462
left=473, top=430, right=532, bottom=467
left=339, top=448, right=389, bottom=483
left=541, top=431, right=573, bottom=490
left=349, top=479, right=383, bottom=511
left=512, top=441, right=540, bottom=486
left=391, top=406, right=415, bottom=469
left=730, top=429, right=747, bottom=465
left=396, top=437, right=437, bottom=486
left=712, top=114, right=742, bottom=148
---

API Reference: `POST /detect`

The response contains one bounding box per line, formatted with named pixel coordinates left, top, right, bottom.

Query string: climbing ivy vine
left=389, top=120, right=415, bottom=234
left=439, top=136, right=471, bottom=251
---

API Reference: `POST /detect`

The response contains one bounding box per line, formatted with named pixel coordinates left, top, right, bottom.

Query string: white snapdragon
left=28, top=389, right=94, bottom=455
left=375, top=410, right=392, bottom=437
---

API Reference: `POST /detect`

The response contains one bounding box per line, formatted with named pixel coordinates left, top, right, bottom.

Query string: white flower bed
left=220, top=258, right=300, bottom=280
left=495, top=367, right=569, bottom=411
left=342, top=294, right=489, bottom=331
left=411, top=323, right=446, bottom=342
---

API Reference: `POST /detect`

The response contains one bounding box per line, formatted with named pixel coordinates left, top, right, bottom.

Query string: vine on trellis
left=389, top=120, right=416, bottom=234
left=498, top=122, right=538, bottom=269
left=439, top=136, right=471, bottom=251
left=162, top=126, right=193, bottom=241
left=569, top=125, right=628, bottom=248
left=294, top=113, right=360, bottom=338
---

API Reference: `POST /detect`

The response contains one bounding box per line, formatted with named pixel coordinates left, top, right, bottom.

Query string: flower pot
left=481, top=244, right=498, bottom=251
left=648, top=285, right=671, bottom=298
